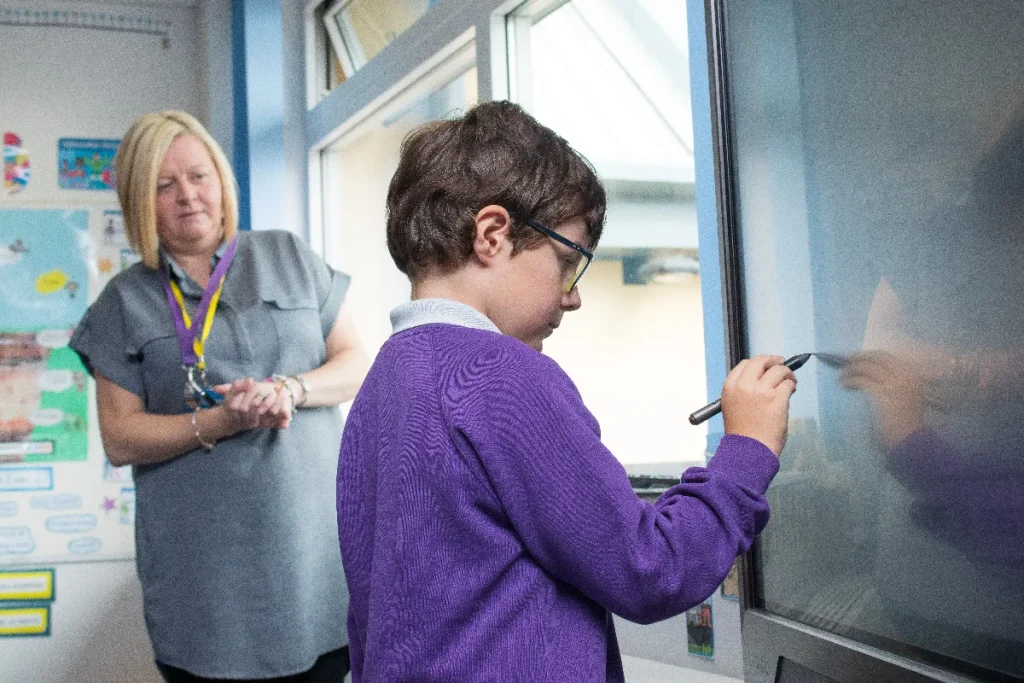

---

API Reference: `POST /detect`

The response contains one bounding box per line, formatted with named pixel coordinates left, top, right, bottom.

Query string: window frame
left=304, top=0, right=523, bottom=256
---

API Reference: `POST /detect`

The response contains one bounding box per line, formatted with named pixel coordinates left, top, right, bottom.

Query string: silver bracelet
left=292, top=374, right=311, bottom=407
left=191, top=410, right=216, bottom=451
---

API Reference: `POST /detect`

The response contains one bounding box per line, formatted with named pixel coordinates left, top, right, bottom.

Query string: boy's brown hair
left=386, top=101, right=606, bottom=280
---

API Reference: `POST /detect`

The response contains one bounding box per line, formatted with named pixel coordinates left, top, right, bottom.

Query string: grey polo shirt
left=71, top=230, right=351, bottom=678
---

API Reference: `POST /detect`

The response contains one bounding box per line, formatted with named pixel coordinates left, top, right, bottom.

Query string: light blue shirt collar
left=162, top=239, right=230, bottom=281
left=390, top=298, right=501, bottom=336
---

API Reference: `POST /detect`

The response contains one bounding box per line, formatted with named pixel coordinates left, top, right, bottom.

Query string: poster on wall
left=93, top=210, right=139, bottom=291
left=3, top=133, right=31, bottom=196
left=0, top=209, right=89, bottom=464
left=720, top=560, right=740, bottom=600
left=686, top=599, right=715, bottom=659
left=57, top=139, right=118, bottom=191
left=0, top=208, right=137, bottom=565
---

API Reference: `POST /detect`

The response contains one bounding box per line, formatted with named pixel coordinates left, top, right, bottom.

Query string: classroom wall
left=0, top=1, right=230, bottom=680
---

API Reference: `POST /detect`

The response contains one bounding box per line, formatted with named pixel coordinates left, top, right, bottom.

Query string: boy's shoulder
left=371, top=324, right=598, bottom=435
left=421, top=325, right=582, bottom=402
left=393, top=324, right=570, bottom=386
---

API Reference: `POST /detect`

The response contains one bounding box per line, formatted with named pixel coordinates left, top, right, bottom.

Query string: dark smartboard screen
left=722, top=0, right=1024, bottom=678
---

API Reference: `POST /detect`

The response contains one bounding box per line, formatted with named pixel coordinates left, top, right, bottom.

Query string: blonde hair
left=115, top=111, right=239, bottom=269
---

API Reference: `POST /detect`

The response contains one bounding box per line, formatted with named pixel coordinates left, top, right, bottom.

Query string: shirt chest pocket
left=255, top=284, right=327, bottom=376
left=126, top=330, right=188, bottom=415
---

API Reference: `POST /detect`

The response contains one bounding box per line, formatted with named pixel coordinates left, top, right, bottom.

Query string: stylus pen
left=688, top=353, right=811, bottom=426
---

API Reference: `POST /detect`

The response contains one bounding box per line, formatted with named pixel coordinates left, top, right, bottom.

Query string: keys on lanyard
left=184, top=364, right=223, bottom=410
left=161, top=237, right=238, bottom=411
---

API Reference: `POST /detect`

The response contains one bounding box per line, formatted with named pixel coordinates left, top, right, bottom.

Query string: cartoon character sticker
left=3, top=133, right=31, bottom=196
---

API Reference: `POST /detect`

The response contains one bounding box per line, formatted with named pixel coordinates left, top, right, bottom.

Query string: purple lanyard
left=160, top=236, right=238, bottom=368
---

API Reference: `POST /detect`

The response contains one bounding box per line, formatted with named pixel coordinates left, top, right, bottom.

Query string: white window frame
left=322, top=0, right=370, bottom=79
left=304, top=0, right=531, bottom=256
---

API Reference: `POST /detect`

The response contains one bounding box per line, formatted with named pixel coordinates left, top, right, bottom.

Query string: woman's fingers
left=211, top=378, right=296, bottom=430
left=260, top=387, right=287, bottom=416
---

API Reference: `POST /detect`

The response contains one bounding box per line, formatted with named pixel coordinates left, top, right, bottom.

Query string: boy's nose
left=563, top=286, right=582, bottom=311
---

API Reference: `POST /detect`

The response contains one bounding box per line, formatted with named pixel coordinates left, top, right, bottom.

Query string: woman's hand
left=721, top=354, right=798, bottom=456
left=214, top=378, right=293, bottom=432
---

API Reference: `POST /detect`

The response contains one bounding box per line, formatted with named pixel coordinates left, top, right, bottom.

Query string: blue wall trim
left=232, top=0, right=250, bottom=230
left=232, top=0, right=287, bottom=232
left=688, top=0, right=727, bottom=444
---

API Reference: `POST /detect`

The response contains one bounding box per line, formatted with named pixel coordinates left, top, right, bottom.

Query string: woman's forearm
left=96, top=375, right=243, bottom=466
left=99, top=405, right=241, bottom=466
left=290, top=347, right=371, bottom=408
left=286, top=309, right=371, bottom=408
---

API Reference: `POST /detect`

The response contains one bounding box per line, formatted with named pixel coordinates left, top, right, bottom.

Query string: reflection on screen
left=726, top=0, right=1024, bottom=678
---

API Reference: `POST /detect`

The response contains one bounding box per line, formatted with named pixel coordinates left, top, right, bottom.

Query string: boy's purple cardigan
left=338, top=299, right=780, bottom=682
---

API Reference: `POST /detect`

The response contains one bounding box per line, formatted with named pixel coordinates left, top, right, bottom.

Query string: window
left=508, top=1, right=742, bottom=678
left=324, top=0, right=435, bottom=79
left=509, top=0, right=707, bottom=470
left=320, top=50, right=477, bottom=355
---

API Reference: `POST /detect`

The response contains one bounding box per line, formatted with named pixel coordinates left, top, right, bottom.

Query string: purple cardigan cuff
left=704, top=434, right=780, bottom=494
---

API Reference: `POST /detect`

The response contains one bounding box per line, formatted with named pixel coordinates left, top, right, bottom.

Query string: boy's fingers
left=724, top=359, right=749, bottom=387
left=762, top=364, right=797, bottom=389
left=740, top=354, right=785, bottom=383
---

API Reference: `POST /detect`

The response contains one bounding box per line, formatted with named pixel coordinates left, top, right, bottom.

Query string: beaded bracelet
left=271, top=375, right=298, bottom=411
left=191, top=410, right=216, bottom=451
left=292, top=374, right=311, bottom=407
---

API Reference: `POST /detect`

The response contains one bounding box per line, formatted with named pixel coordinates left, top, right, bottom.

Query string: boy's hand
left=721, top=355, right=797, bottom=456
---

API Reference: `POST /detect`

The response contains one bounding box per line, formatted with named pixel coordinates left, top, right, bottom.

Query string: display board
left=0, top=206, right=138, bottom=564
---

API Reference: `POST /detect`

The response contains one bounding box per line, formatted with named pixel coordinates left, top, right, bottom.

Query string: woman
left=70, top=111, right=369, bottom=682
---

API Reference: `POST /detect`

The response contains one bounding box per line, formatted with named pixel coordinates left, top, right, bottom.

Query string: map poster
left=0, top=210, right=89, bottom=463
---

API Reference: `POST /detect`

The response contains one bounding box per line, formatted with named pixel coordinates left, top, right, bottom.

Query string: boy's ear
left=472, top=205, right=512, bottom=265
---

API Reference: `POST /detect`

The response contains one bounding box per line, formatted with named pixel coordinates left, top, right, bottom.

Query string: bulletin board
left=0, top=0, right=204, bottom=566
left=0, top=206, right=139, bottom=565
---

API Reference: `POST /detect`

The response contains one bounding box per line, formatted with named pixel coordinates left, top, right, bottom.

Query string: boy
left=337, top=101, right=796, bottom=682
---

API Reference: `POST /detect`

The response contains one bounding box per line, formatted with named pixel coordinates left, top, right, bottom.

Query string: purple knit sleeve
left=448, top=342, right=780, bottom=624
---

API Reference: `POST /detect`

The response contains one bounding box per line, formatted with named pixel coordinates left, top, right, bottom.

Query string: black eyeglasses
left=526, top=220, right=593, bottom=293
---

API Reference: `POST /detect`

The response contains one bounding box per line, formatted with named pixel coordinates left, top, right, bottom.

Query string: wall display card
left=0, top=210, right=89, bottom=464
left=3, top=132, right=30, bottom=196
left=720, top=560, right=740, bottom=601
left=0, top=604, right=49, bottom=637
left=0, top=568, right=54, bottom=603
left=686, top=599, right=715, bottom=659
left=57, top=139, right=118, bottom=191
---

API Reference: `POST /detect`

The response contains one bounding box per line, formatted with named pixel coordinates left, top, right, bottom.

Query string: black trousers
left=157, top=646, right=350, bottom=683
